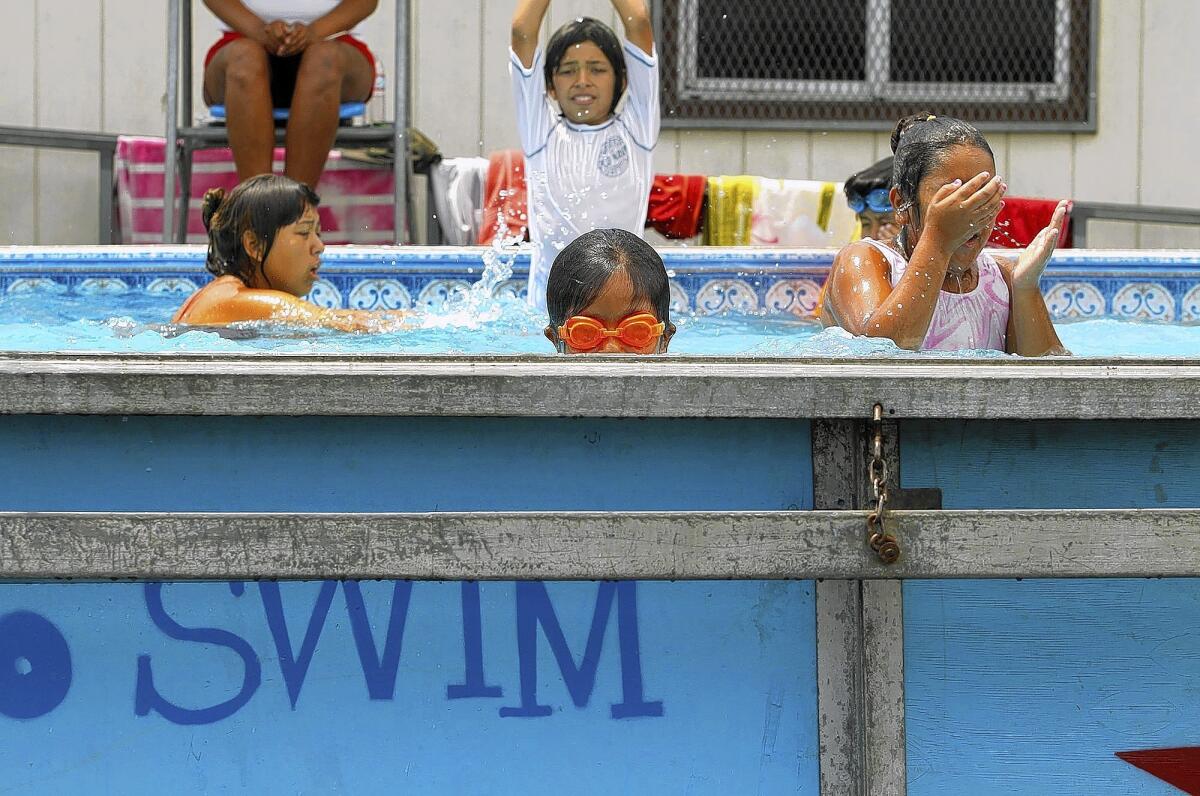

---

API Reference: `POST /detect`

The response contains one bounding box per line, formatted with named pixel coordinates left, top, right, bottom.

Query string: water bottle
left=368, top=58, right=386, bottom=124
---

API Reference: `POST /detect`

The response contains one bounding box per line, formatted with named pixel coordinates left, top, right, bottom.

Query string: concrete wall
left=0, top=0, right=1188, bottom=246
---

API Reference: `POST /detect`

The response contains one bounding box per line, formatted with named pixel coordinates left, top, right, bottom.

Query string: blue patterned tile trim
left=4, top=246, right=1200, bottom=320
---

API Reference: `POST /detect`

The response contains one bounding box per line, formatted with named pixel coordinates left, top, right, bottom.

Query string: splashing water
left=420, top=231, right=525, bottom=331
left=990, top=218, right=1031, bottom=248
left=415, top=182, right=537, bottom=330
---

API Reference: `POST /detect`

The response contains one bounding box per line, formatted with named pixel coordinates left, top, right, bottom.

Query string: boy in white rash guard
left=510, top=0, right=659, bottom=311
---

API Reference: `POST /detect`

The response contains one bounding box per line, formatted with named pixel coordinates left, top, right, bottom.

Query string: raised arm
left=610, top=0, right=653, bottom=53
left=999, top=200, right=1071, bottom=356
left=512, top=0, right=551, bottom=68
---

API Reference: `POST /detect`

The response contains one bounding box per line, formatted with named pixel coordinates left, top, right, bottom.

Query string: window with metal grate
left=657, top=0, right=1095, bottom=131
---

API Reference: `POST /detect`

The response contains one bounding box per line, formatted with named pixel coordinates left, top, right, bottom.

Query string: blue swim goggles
left=847, top=187, right=893, bottom=214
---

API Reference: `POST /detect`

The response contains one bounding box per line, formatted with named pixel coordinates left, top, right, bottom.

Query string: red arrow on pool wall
left=1117, top=748, right=1200, bottom=794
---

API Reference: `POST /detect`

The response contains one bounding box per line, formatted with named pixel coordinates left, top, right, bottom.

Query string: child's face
left=253, top=205, right=325, bottom=296
left=857, top=209, right=898, bottom=242
left=545, top=269, right=674, bottom=354
left=901, top=145, right=998, bottom=271
left=549, top=40, right=617, bottom=125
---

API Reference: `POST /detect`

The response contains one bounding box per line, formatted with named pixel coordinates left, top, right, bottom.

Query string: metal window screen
left=658, top=0, right=1094, bottom=130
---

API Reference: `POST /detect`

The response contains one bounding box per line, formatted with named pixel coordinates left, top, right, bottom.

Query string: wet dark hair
left=544, top=17, right=627, bottom=113
left=201, top=174, right=320, bottom=286
left=546, top=228, right=670, bottom=330
left=889, top=113, right=993, bottom=209
left=844, top=157, right=894, bottom=202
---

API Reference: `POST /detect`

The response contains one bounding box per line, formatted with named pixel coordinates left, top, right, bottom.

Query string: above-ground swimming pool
left=4, top=244, right=1200, bottom=794
left=2, top=245, right=1200, bottom=357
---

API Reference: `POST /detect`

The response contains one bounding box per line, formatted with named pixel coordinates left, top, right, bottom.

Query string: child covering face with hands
left=820, top=114, right=1068, bottom=356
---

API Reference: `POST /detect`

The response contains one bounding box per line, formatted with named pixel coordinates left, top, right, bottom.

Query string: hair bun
left=200, top=187, right=226, bottom=231
left=890, top=112, right=937, bottom=154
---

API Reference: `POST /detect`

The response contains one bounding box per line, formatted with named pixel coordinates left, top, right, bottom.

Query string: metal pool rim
left=0, top=352, right=1196, bottom=419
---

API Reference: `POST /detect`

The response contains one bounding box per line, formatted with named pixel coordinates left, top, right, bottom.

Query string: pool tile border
left=3, top=246, right=1200, bottom=322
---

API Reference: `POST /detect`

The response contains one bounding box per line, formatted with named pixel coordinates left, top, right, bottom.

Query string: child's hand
left=1012, top=200, right=1069, bottom=291
left=923, top=171, right=1006, bottom=250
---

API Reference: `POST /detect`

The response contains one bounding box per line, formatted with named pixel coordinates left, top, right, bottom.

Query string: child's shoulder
left=836, top=238, right=892, bottom=262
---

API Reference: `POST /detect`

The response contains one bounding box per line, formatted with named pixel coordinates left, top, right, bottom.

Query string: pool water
left=0, top=289, right=1198, bottom=358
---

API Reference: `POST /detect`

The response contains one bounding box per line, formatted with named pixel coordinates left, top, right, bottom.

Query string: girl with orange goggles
left=544, top=229, right=675, bottom=355
left=556, top=312, right=665, bottom=352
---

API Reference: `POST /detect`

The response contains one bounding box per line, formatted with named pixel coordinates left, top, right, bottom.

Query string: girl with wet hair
left=820, top=114, right=1069, bottom=356
left=544, top=228, right=675, bottom=354
left=172, top=174, right=406, bottom=330
left=510, top=0, right=658, bottom=313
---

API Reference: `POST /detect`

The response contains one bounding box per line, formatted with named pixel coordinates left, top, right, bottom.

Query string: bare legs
left=204, top=38, right=274, bottom=180
left=202, top=38, right=373, bottom=186
left=284, top=40, right=372, bottom=187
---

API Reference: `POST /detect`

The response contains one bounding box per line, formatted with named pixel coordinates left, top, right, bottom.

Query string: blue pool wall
left=0, top=416, right=819, bottom=792
left=0, top=415, right=813, bottom=513
left=0, top=580, right=819, bottom=793
left=900, top=419, right=1200, bottom=795
left=3, top=246, right=1200, bottom=320
left=5, top=416, right=1200, bottom=792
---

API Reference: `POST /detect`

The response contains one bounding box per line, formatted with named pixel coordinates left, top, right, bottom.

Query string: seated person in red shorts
left=202, top=0, right=378, bottom=187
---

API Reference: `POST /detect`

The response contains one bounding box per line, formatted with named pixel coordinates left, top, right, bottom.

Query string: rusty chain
left=866, top=403, right=901, bottom=564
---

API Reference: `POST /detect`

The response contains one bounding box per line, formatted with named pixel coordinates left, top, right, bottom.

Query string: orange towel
left=478, top=149, right=529, bottom=246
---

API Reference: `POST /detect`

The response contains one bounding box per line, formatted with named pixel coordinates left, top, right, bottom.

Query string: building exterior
left=0, top=0, right=1186, bottom=247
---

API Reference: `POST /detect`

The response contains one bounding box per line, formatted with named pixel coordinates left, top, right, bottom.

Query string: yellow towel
left=815, top=181, right=836, bottom=231
left=703, top=176, right=760, bottom=246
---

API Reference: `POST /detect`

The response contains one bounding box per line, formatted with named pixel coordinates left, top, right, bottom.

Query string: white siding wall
left=0, top=0, right=1189, bottom=246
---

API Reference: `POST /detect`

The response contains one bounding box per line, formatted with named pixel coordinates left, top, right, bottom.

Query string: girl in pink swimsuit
left=820, top=114, right=1069, bottom=356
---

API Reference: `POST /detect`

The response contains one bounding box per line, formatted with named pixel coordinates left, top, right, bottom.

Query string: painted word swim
left=134, top=580, right=664, bottom=725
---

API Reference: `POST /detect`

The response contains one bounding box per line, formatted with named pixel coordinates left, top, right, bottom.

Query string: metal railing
left=1, top=508, right=1194, bottom=581
left=1071, top=200, right=1200, bottom=247
left=1, top=353, right=1198, bottom=418
left=0, top=125, right=119, bottom=244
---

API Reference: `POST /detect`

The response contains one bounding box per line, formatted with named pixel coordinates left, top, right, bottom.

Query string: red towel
left=647, top=174, right=707, bottom=239
left=478, top=149, right=529, bottom=246
left=989, top=197, right=1074, bottom=249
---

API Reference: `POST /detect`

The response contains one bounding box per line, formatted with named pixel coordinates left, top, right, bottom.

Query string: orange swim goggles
left=557, top=312, right=665, bottom=351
